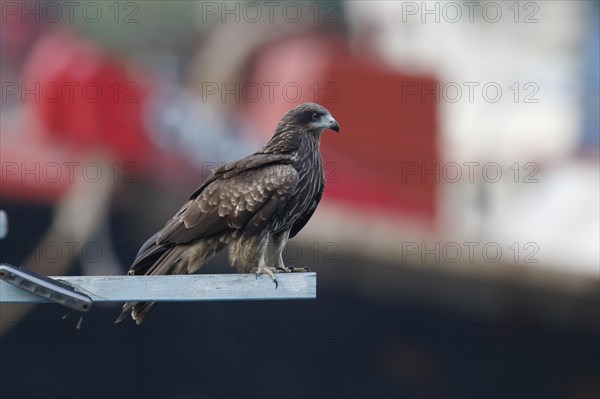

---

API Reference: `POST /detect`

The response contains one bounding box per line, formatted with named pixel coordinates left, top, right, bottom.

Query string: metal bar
left=0, top=273, right=317, bottom=303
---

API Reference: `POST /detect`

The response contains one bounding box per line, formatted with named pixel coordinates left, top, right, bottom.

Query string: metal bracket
left=0, top=264, right=92, bottom=312
left=0, top=211, right=92, bottom=312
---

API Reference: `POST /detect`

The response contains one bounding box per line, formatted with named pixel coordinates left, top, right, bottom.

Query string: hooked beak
left=328, top=117, right=340, bottom=132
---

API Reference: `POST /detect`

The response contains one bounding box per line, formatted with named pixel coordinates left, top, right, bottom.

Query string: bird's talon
left=254, top=265, right=279, bottom=288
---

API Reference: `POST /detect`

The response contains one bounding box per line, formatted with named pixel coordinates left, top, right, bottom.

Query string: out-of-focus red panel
left=320, top=63, right=438, bottom=221
left=22, top=32, right=155, bottom=166
left=2, top=32, right=159, bottom=203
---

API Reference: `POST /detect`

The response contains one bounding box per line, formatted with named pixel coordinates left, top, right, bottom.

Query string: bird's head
left=279, top=103, right=340, bottom=135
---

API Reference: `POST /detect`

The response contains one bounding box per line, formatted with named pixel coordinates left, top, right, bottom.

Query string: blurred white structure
left=345, top=1, right=598, bottom=276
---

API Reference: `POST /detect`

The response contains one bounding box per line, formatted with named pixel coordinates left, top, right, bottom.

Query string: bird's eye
left=312, top=112, right=320, bottom=120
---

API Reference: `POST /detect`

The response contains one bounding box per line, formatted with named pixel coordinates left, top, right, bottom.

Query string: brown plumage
left=115, top=103, right=340, bottom=324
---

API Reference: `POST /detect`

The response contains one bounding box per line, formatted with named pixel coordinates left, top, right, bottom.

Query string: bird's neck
left=295, top=133, right=324, bottom=181
left=263, top=127, right=322, bottom=157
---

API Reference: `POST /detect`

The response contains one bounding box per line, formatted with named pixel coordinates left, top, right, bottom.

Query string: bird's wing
left=157, top=164, right=299, bottom=245
left=289, top=178, right=324, bottom=238
left=189, top=153, right=293, bottom=200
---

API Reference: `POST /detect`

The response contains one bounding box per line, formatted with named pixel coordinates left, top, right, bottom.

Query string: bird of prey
left=115, top=103, right=340, bottom=324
